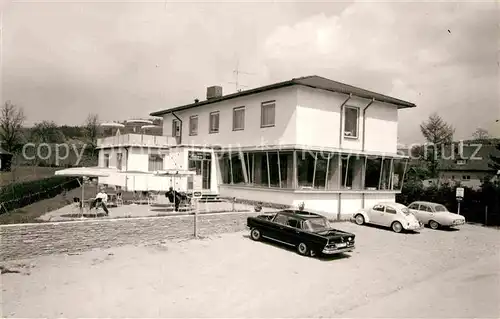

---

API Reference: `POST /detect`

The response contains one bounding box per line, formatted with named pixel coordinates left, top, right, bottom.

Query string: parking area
left=1, top=222, right=499, bottom=318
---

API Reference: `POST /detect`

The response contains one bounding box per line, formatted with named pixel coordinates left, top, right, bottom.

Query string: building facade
left=97, top=75, right=415, bottom=219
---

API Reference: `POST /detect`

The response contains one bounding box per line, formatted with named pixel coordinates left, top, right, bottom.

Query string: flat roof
left=150, top=75, right=416, bottom=116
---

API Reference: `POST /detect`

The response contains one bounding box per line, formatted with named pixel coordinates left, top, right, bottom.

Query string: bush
left=0, top=176, right=81, bottom=212
left=397, top=181, right=500, bottom=226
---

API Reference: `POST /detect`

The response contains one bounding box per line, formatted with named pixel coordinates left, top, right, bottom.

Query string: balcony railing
left=97, top=134, right=176, bottom=148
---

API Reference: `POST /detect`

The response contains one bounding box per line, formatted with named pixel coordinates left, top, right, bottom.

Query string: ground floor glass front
left=217, top=149, right=408, bottom=191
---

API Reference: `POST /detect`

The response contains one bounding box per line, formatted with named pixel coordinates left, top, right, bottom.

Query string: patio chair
left=116, top=192, right=124, bottom=206
left=73, top=197, right=82, bottom=216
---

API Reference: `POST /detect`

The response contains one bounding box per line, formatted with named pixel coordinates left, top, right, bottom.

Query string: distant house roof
left=0, top=146, right=12, bottom=156
left=440, top=143, right=500, bottom=172
left=150, top=75, right=416, bottom=116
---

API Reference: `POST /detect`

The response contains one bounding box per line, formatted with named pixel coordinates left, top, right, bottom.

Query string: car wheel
left=391, top=221, right=403, bottom=233
left=429, top=220, right=440, bottom=230
left=297, top=242, right=309, bottom=256
left=354, top=214, right=365, bottom=225
left=250, top=228, right=261, bottom=241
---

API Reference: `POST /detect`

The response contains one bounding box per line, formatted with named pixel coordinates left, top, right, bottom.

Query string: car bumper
left=322, top=245, right=355, bottom=255
left=450, top=220, right=466, bottom=227
left=405, top=223, right=424, bottom=231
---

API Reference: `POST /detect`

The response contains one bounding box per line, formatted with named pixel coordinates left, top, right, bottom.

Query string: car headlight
left=348, top=237, right=352, bottom=241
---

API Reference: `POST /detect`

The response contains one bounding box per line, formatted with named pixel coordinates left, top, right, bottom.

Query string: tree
left=83, top=113, right=100, bottom=160
left=419, top=113, right=455, bottom=178
left=0, top=101, right=26, bottom=153
left=31, top=121, right=65, bottom=143
left=472, top=128, right=490, bottom=140
left=489, top=143, right=500, bottom=172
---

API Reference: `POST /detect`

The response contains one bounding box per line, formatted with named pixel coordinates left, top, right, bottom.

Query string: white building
left=97, top=75, right=415, bottom=219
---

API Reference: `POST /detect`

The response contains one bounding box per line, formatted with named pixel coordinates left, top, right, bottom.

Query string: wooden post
left=277, top=150, right=282, bottom=188
left=485, top=206, right=488, bottom=226
left=194, top=198, right=198, bottom=238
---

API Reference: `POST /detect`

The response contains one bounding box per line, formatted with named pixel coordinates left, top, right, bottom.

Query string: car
left=408, top=201, right=466, bottom=229
left=246, top=209, right=355, bottom=257
left=352, top=202, right=423, bottom=233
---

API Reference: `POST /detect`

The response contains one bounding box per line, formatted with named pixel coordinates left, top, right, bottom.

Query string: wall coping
left=219, top=184, right=401, bottom=194
left=0, top=211, right=255, bottom=229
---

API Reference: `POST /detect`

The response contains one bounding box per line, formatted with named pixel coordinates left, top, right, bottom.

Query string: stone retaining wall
left=0, top=212, right=258, bottom=261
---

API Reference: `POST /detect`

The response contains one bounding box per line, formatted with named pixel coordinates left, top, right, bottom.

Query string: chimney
left=206, top=86, right=223, bottom=100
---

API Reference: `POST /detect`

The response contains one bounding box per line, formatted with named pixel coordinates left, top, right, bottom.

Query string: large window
left=341, top=155, right=354, bottom=189
left=148, top=154, right=164, bottom=171
left=209, top=111, right=219, bottom=133
left=392, top=158, right=409, bottom=190
left=297, top=151, right=315, bottom=188
left=261, top=101, right=275, bottom=127
left=233, top=107, right=245, bottom=131
left=231, top=153, right=245, bottom=184
left=344, top=106, right=359, bottom=138
left=189, top=115, right=198, bottom=136
left=365, top=157, right=382, bottom=189
left=297, top=151, right=337, bottom=190
left=218, top=154, right=231, bottom=184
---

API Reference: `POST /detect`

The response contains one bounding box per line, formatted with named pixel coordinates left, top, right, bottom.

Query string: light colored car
left=408, top=201, right=466, bottom=230
left=353, top=202, right=423, bottom=233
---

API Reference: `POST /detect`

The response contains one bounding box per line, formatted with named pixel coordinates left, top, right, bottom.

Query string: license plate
left=336, top=243, right=347, bottom=248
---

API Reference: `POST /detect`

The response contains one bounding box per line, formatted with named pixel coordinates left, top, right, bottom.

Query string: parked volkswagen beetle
left=408, top=201, right=466, bottom=229
left=352, top=202, right=423, bottom=233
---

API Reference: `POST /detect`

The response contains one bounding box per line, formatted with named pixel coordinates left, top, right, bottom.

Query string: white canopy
left=55, top=167, right=117, bottom=177
left=126, top=119, right=153, bottom=125
left=100, top=122, right=125, bottom=128
left=141, top=125, right=159, bottom=130
left=154, top=169, right=196, bottom=176
left=117, top=169, right=196, bottom=176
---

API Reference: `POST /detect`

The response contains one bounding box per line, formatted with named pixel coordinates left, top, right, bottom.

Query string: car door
left=368, top=204, right=386, bottom=225
left=379, top=205, right=398, bottom=227
left=282, top=217, right=303, bottom=246
left=266, top=213, right=290, bottom=241
left=417, top=204, right=434, bottom=224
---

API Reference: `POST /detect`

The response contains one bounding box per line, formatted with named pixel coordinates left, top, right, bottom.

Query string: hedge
left=0, top=176, right=81, bottom=212
left=396, top=181, right=500, bottom=226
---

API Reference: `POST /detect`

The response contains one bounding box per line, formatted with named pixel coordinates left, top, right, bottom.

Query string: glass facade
left=216, top=149, right=408, bottom=191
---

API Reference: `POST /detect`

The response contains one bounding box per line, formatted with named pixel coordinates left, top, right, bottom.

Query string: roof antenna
left=228, top=57, right=254, bottom=93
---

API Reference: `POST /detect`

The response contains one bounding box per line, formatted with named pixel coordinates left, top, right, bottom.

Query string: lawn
left=0, top=166, right=59, bottom=187
left=0, top=185, right=99, bottom=224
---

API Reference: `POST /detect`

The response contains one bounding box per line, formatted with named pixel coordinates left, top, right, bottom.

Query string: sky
left=1, top=0, right=499, bottom=144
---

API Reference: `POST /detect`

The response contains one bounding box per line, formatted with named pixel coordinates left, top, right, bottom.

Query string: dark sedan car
left=247, top=209, right=355, bottom=257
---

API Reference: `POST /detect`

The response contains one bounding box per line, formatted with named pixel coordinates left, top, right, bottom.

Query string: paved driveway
left=2, top=223, right=499, bottom=318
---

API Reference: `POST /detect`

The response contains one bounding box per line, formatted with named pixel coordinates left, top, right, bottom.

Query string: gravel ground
left=1, top=223, right=499, bottom=318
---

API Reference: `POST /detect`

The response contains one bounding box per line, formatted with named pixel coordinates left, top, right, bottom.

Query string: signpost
left=456, top=187, right=464, bottom=215
left=192, top=190, right=202, bottom=237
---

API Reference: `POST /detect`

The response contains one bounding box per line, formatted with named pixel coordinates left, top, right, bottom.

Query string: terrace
left=96, top=133, right=176, bottom=149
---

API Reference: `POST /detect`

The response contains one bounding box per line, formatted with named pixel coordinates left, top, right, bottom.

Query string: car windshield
left=434, top=205, right=448, bottom=212
left=401, top=207, right=411, bottom=215
left=305, top=218, right=329, bottom=232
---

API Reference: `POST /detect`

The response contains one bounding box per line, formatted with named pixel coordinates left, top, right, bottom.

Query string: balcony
left=97, top=134, right=176, bottom=148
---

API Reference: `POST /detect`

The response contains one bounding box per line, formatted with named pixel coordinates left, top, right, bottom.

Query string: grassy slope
left=0, top=185, right=99, bottom=224
left=0, top=166, right=59, bottom=187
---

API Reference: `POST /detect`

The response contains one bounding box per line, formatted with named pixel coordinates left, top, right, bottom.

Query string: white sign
left=456, top=187, right=464, bottom=198
left=192, top=191, right=202, bottom=199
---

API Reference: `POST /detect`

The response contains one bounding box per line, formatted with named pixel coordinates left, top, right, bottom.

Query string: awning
left=116, top=169, right=196, bottom=176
